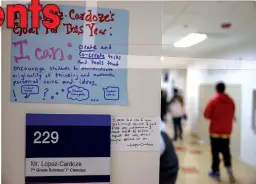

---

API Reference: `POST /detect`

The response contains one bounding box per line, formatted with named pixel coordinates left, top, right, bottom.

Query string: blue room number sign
left=25, top=113, right=111, bottom=183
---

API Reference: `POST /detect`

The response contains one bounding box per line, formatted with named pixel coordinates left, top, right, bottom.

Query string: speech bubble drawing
left=21, top=85, right=39, bottom=98
left=67, top=85, right=90, bottom=101
left=103, top=86, right=119, bottom=100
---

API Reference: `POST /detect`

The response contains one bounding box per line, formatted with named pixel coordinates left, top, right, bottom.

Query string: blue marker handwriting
left=43, top=88, right=49, bottom=100
left=21, top=85, right=39, bottom=98
left=11, top=42, right=123, bottom=103
left=67, top=85, right=90, bottom=101
left=12, top=90, right=17, bottom=101
left=103, top=86, right=120, bottom=100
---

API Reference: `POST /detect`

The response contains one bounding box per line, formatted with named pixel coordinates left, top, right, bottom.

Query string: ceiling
left=162, top=1, right=256, bottom=59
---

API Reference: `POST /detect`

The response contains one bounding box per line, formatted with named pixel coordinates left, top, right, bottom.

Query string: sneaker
left=208, top=171, right=221, bottom=181
left=179, top=135, right=183, bottom=141
left=227, top=168, right=236, bottom=183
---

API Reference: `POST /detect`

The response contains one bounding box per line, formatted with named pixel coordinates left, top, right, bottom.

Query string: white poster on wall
left=111, top=117, right=160, bottom=151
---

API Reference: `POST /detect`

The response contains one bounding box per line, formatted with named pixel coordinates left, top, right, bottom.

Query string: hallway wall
left=161, top=69, right=187, bottom=101
left=204, top=39, right=256, bottom=61
left=2, top=2, right=162, bottom=184
left=186, top=59, right=256, bottom=168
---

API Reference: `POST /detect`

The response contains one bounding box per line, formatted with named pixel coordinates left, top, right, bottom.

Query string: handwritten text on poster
left=11, top=5, right=128, bottom=105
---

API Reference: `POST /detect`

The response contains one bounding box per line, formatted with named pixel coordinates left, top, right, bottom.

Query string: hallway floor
left=165, top=123, right=256, bottom=184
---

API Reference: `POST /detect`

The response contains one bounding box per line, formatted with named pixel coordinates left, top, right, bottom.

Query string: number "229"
left=33, top=131, right=59, bottom=144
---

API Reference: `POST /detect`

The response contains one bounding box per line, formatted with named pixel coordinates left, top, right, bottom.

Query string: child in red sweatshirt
left=204, top=82, right=236, bottom=183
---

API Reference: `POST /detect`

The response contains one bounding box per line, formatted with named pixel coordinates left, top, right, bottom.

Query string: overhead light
left=174, top=33, right=207, bottom=48
left=161, top=56, right=164, bottom=62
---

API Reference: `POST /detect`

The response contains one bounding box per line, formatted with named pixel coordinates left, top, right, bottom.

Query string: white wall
left=2, top=2, right=162, bottom=184
left=186, top=59, right=256, bottom=168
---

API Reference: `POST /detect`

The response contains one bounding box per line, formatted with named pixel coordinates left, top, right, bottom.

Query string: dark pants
left=160, top=173, right=178, bottom=184
left=173, top=117, right=182, bottom=140
left=161, top=112, right=166, bottom=122
left=210, top=137, right=232, bottom=172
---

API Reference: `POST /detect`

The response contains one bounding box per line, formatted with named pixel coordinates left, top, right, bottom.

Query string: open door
left=198, top=84, right=241, bottom=157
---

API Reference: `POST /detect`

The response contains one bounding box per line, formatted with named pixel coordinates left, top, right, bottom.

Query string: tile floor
left=165, top=123, right=256, bottom=184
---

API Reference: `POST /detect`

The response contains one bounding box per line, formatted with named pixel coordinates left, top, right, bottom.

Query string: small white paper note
left=111, top=117, right=160, bottom=151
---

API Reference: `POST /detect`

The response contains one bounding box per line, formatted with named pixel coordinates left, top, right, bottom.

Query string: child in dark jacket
left=160, top=121, right=179, bottom=184
left=161, top=90, right=168, bottom=121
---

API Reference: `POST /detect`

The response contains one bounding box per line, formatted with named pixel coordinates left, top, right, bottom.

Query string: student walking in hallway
left=204, top=82, right=236, bottom=183
left=161, top=89, right=168, bottom=122
left=169, top=88, right=186, bottom=141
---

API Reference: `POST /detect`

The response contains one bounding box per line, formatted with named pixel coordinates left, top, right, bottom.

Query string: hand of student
left=183, top=114, right=187, bottom=120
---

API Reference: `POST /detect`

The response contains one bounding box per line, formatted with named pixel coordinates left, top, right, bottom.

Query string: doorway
left=198, top=84, right=241, bottom=157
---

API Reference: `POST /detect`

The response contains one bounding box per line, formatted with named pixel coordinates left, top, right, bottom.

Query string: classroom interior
left=2, top=1, right=256, bottom=184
